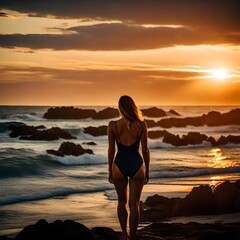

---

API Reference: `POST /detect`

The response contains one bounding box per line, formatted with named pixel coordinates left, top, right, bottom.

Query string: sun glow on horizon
left=211, top=68, right=228, bottom=81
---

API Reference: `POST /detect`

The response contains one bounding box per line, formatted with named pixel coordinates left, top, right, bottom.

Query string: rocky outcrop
left=148, top=130, right=171, bottom=139
left=47, top=142, right=93, bottom=157
left=43, top=106, right=97, bottom=119
left=20, top=127, right=76, bottom=141
left=162, top=132, right=208, bottom=146
left=141, top=180, right=240, bottom=222
left=158, top=108, right=240, bottom=128
left=217, top=135, right=240, bottom=145
left=142, top=107, right=167, bottom=117
left=9, top=125, right=39, bottom=137
left=5, top=219, right=240, bottom=240
left=0, top=121, right=26, bottom=133
left=178, top=185, right=215, bottom=216
left=144, top=119, right=158, bottom=128
left=94, top=107, right=119, bottom=119
left=43, top=106, right=180, bottom=120
left=83, top=126, right=107, bottom=136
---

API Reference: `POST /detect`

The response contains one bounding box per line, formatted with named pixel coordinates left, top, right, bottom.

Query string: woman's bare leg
left=128, top=165, right=145, bottom=240
left=112, top=164, right=129, bottom=240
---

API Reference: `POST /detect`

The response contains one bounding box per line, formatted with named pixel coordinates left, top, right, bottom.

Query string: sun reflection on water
left=207, top=148, right=228, bottom=168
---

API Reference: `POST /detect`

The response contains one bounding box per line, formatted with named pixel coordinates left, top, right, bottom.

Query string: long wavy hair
left=118, top=95, right=144, bottom=129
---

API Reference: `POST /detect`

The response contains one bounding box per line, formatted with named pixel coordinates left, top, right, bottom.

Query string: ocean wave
left=48, top=153, right=107, bottom=165
left=9, top=113, right=43, bottom=121
left=0, top=121, right=25, bottom=133
left=151, top=166, right=240, bottom=179
left=0, top=150, right=48, bottom=178
left=148, top=140, right=211, bottom=149
left=0, top=185, right=113, bottom=206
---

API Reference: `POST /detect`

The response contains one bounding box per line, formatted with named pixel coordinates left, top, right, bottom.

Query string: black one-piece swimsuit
left=114, top=122, right=143, bottom=178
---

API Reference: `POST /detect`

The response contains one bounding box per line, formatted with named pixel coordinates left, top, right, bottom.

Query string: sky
left=0, top=0, right=240, bottom=106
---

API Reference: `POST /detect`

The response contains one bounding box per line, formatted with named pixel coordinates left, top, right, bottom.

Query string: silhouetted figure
left=108, top=95, right=150, bottom=240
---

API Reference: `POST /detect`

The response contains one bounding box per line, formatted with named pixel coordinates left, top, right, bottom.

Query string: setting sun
left=211, top=69, right=228, bottom=81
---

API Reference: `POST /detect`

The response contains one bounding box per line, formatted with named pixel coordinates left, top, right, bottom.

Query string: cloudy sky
left=0, top=0, right=240, bottom=106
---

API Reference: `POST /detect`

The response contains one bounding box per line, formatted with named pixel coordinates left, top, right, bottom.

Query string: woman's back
left=114, top=118, right=144, bottom=146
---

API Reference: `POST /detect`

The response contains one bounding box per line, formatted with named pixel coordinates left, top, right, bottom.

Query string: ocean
left=0, top=105, right=240, bottom=236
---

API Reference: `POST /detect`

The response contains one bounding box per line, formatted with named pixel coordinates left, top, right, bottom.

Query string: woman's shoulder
left=108, top=119, right=119, bottom=128
left=138, top=120, right=147, bottom=128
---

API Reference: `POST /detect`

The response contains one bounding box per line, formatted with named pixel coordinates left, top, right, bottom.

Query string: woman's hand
left=144, top=171, right=149, bottom=184
left=108, top=172, right=113, bottom=184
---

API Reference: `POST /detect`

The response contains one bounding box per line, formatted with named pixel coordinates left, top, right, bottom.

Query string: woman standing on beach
left=108, top=95, right=150, bottom=240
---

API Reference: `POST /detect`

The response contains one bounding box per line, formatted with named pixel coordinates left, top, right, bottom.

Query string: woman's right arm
left=141, top=121, right=150, bottom=184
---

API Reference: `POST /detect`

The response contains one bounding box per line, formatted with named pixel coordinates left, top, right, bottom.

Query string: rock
left=148, top=130, right=170, bottom=139
left=214, top=180, right=240, bottom=213
left=144, top=119, right=158, bottom=128
left=217, top=135, right=240, bottom=145
left=158, top=108, right=240, bottom=128
left=207, top=136, right=218, bottom=146
left=94, top=107, right=119, bottom=119
left=43, top=106, right=97, bottom=119
left=8, top=220, right=240, bottom=240
left=47, top=141, right=93, bottom=157
left=142, top=107, right=167, bottom=118
left=162, top=132, right=208, bottom=146
left=182, top=132, right=208, bottom=145
left=0, top=121, right=26, bottom=133
left=10, top=125, right=39, bottom=138
left=162, top=132, right=182, bottom=146
left=83, top=126, right=107, bottom=136
left=178, top=185, right=215, bottom=216
left=82, top=141, right=97, bottom=145
left=92, top=227, right=119, bottom=240
left=20, top=127, right=76, bottom=141
left=46, top=149, right=64, bottom=157
left=14, top=219, right=96, bottom=240
left=141, top=194, right=181, bottom=222
left=168, top=109, right=181, bottom=116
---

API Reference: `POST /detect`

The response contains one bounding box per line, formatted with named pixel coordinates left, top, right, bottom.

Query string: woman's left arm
left=107, top=121, right=115, bottom=183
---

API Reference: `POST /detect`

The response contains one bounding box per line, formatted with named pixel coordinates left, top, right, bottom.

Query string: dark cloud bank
left=0, top=0, right=239, bottom=50
left=0, top=23, right=239, bottom=51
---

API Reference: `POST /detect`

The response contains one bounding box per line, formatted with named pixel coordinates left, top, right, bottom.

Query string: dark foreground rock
left=47, top=142, right=93, bottom=157
left=141, top=180, right=240, bottom=222
left=2, top=219, right=240, bottom=240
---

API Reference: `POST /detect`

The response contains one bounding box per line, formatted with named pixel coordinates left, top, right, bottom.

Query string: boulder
left=178, top=185, right=215, bottom=216
left=14, top=219, right=96, bottom=240
left=144, top=119, right=158, bottom=128
left=148, top=130, right=171, bottom=139
left=217, top=135, right=240, bottom=145
left=158, top=108, right=240, bottom=128
left=162, top=132, right=208, bottom=146
left=94, top=107, right=119, bottom=119
left=162, top=133, right=182, bottom=146
left=47, top=141, right=93, bottom=157
left=83, top=126, right=107, bottom=136
left=214, top=180, right=240, bottom=213
left=43, top=106, right=97, bottom=119
left=168, top=109, right=181, bottom=116
left=141, top=107, right=167, bottom=118
left=10, top=125, right=39, bottom=138
left=20, top=127, right=76, bottom=141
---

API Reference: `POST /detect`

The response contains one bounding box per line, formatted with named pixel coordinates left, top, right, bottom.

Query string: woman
left=108, top=95, right=150, bottom=240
